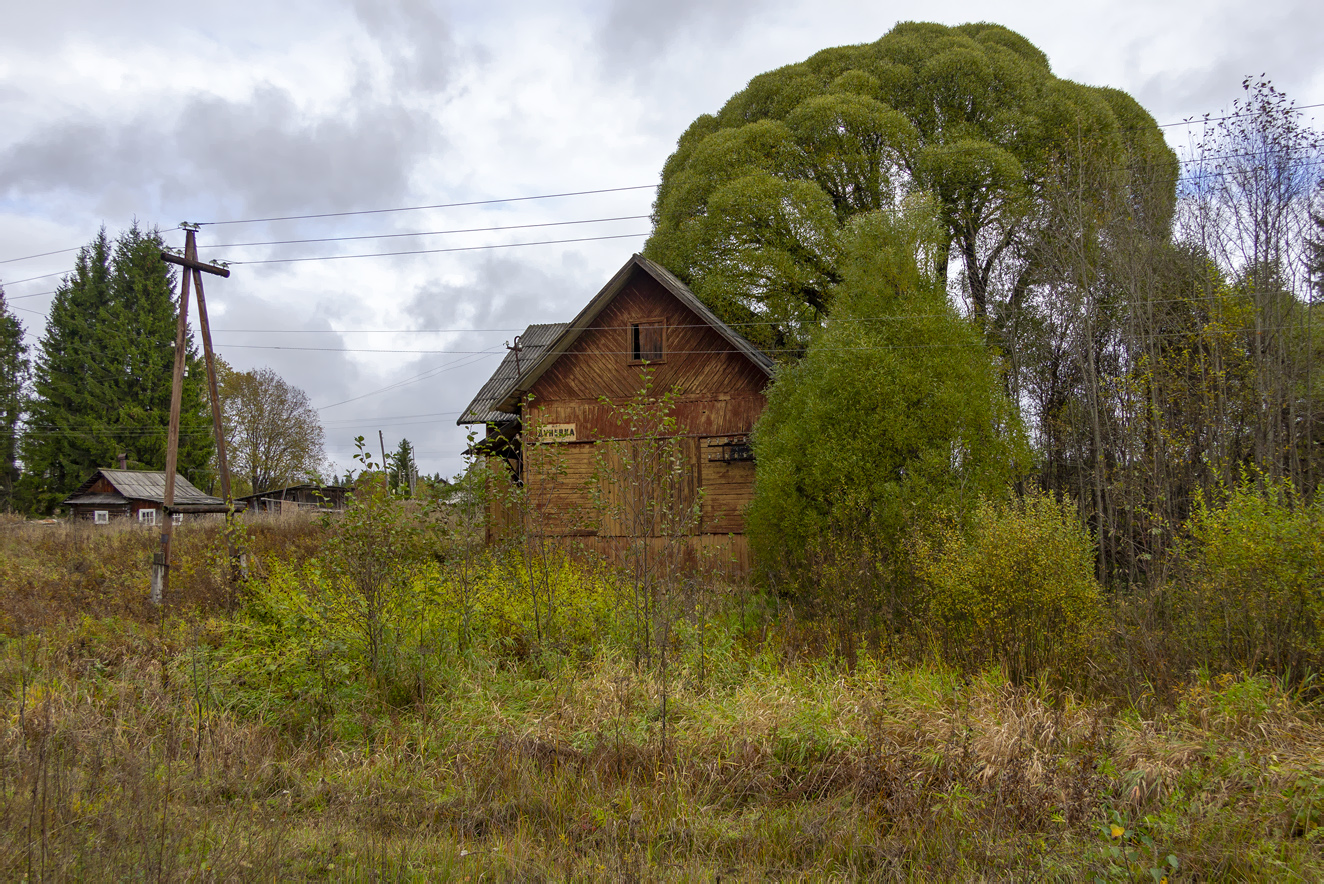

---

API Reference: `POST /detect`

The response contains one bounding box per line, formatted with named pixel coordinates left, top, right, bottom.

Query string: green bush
left=1177, top=481, right=1324, bottom=679
left=919, top=492, right=1105, bottom=684
left=746, top=199, right=1027, bottom=592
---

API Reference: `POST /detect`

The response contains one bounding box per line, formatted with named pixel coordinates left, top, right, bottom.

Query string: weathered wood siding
left=514, top=269, right=766, bottom=556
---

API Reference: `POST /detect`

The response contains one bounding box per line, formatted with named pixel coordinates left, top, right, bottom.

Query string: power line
left=1156, top=102, right=1324, bottom=129
left=0, top=246, right=83, bottom=266
left=223, top=232, right=650, bottom=266
left=0, top=269, right=71, bottom=286
left=197, top=184, right=661, bottom=227
left=315, top=349, right=502, bottom=411
left=199, top=215, right=650, bottom=250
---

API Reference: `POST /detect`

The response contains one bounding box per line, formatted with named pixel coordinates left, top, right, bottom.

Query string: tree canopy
left=0, top=287, right=26, bottom=511
left=218, top=362, right=325, bottom=495
left=19, top=226, right=213, bottom=514
left=644, top=21, right=1176, bottom=351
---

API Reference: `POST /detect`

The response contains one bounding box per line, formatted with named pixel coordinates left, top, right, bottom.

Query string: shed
left=458, top=253, right=774, bottom=574
left=236, top=483, right=349, bottom=515
left=63, top=468, right=228, bottom=526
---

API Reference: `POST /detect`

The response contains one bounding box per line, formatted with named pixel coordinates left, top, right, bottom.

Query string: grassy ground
left=1, top=517, right=1322, bottom=881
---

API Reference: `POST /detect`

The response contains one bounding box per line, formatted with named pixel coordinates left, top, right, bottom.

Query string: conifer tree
left=0, top=286, right=27, bottom=511
left=19, top=225, right=213, bottom=514
left=389, top=437, right=417, bottom=496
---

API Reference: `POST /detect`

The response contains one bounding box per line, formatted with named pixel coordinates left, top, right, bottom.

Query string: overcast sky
left=2, top=0, right=1322, bottom=480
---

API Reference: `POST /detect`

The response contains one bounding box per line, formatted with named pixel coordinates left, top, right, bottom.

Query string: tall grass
left=1, top=501, right=1322, bottom=879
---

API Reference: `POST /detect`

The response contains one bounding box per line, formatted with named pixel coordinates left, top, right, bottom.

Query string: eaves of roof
left=486, top=254, right=774, bottom=416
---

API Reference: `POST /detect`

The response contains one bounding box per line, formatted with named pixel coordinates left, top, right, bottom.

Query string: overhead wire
left=196, top=184, right=660, bottom=227
left=224, top=231, right=650, bottom=266
left=197, top=214, right=651, bottom=250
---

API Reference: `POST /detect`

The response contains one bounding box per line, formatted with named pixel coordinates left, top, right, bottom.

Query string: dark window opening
left=630, top=320, right=663, bottom=362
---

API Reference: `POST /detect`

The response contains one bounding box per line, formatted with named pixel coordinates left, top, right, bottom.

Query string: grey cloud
left=0, top=84, right=438, bottom=222
left=1129, top=5, right=1324, bottom=123
left=594, top=0, right=776, bottom=78
left=353, top=0, right=457, bottom=93
left=406, top=253, right=590, bottom=330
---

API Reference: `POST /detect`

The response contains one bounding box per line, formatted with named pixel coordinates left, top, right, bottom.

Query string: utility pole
left=151, top=226, right=236, bottom=605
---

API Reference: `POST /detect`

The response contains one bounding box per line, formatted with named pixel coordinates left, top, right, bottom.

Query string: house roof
left=63, top=469, right=222, bottom=507
left=457, top=322, right=568, bottom=425
left=234, top=483, right=349, bottom=502
left=457, top=255, right=773, bottom=425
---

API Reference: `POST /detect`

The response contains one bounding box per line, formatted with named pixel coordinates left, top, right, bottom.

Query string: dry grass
left=0, top=513, right=327, bottom=633
left=1, top=618, right=1321, bottom=881
left=1, top=523, right=1322, bottom=880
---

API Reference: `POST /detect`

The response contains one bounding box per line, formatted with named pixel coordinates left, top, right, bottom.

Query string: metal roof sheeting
left=457, top=323, right=567, bottom=425
left=63, top=469, right=222, bottom=507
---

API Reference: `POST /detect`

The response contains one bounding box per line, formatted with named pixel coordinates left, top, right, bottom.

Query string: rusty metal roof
left=63, top=469, right=222, bottom=507
left=457, top=323, right=567, bottom=425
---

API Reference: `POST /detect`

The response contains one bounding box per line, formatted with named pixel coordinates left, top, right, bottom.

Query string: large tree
left=0, top=286, right=27, bottom=511
left=644, top=21, right=1176, bottom=352
left=19, top=226, right=213, bottom=514
left=218, top=362, right=325, bottom=495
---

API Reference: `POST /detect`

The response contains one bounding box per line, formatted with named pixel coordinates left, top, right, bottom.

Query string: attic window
left=630, top=320, right=664, bottom=363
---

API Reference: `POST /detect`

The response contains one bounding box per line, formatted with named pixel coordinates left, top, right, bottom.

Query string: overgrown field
left=1, top=513, right=1322, bottom=881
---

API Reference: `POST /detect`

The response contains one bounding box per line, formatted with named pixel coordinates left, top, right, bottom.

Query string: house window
left=138, top=508, right=157, bottom=526
left=172, top=513, right=183, bottom=526
left=630, top=319, right=664, bottom=363
left=93, top=510, right=109, bottom=525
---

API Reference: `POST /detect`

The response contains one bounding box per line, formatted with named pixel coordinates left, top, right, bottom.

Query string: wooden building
left=63, top=468, right=227, bottom=525
left=458, top=254, right=774, bottom=574
left=236, top=483, right=349, bottom=515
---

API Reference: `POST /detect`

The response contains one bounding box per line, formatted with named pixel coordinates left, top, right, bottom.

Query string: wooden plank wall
left=491, top=267, right=768, bottom=575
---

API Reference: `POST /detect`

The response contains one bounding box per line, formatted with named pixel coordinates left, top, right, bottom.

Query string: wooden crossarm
left=160, top=251, right=231, bottom=278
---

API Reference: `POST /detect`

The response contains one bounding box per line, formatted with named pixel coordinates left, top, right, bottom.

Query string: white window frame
left=93, top=510, right=110, bottom=525
left=172, top=513, right=183, bottom=526
left=138, top=508, right=157, bottom=526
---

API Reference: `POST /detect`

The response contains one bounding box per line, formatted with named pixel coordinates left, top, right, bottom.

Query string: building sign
left=536, top=423, right=577, bottom=443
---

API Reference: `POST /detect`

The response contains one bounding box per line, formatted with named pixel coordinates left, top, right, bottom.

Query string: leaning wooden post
left=190, top=262, right=242, bottom=585
left=154, top=226, right=234, bottom=606
left=152, top=229, right=196, bottom=606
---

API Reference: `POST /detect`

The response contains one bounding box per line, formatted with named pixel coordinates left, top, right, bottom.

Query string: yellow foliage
left=918, top=492, right=1105, bottom=684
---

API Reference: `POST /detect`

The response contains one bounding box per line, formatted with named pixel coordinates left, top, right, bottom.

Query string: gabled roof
left=63, top=469, right=222, bottom=507
left=459, top=255, right=773, bottom=424
left=457, top=322, right=567, bottom=425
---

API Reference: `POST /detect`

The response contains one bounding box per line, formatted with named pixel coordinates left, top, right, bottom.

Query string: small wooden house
left=458, top=254, right=774, bottom=574
left=236, top=483, right=349, bottom=515
left=64, top=468, right=226, bottom=525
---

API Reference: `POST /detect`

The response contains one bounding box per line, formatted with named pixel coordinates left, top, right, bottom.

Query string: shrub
left=1176, top=481, right=1324, bottom=679
left=746, top=200, right=1027, bottom=592
left=919, top=492, right=1105, bottom=684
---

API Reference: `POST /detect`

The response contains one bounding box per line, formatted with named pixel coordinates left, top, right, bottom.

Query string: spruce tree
left=0, top=286, right=27, bottom=511
left=389, top=437, right=417, bottom=496
left=19, top=225, right=213, bottom=514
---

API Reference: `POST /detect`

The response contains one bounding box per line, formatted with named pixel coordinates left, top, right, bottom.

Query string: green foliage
left=1176, top=480, right=1324, bottom=677
left=919, top=492, right=1105, bottom=683
left=320, top=437, right=437, bottom=678
left=645, top=21, right=1176, bottom=345
left=217, top=360, right=324, bottom=496
left=19, top=225, right=213, bottom=513
left=387, top=436, right=417, bottom=496
left=0, top=287, right=26, bottom=511
left=746, top=199, right=1027, bottom=589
